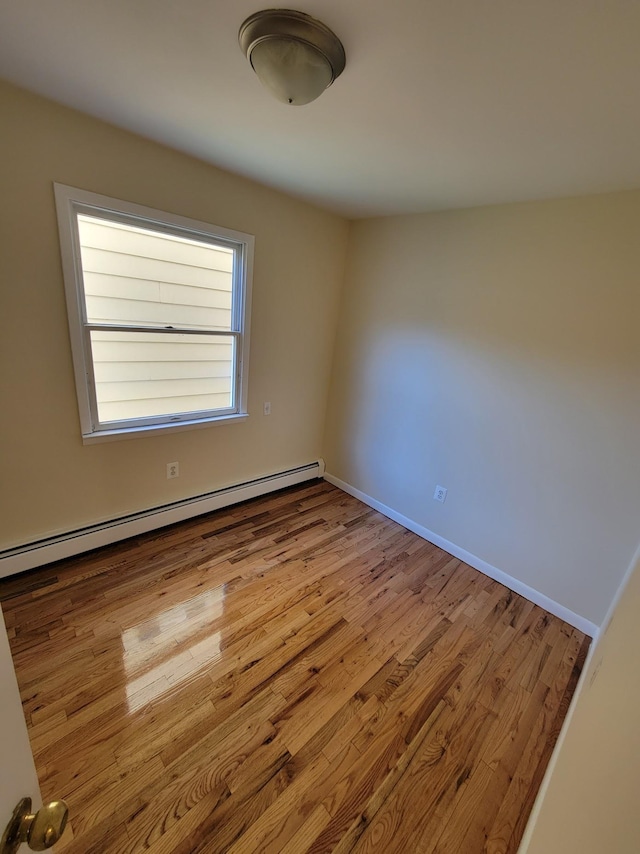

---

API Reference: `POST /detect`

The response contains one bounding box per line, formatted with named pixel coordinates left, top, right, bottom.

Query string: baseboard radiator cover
left=324, top=471, right=598, bottom=638
left=1, top=460, right=325, bottom=578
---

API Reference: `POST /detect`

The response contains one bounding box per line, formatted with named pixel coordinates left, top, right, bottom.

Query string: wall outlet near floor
left=434, top=485, right=447, bottom=503
left=263, top=401, right=272, bottom=416
left=166, top=462, right=180, bottom=479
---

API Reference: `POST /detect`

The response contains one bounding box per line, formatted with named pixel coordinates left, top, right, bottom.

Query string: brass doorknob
left=1, top=797, right=68, bottom=853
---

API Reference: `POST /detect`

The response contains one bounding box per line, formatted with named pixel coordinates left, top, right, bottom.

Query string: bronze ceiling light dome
left=239, top=9, right=346, bottom=106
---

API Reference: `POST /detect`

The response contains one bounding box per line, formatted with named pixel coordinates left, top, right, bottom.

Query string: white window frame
left=54, top=184, right=253, bottom=443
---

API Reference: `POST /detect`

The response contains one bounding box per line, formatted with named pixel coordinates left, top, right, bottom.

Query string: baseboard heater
left=0, top=460, right=325, bottom=579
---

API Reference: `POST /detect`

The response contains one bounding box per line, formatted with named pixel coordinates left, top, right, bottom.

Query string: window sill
left=81, top=413, right=249, bottom=444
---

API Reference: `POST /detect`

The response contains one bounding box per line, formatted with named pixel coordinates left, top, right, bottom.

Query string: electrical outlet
left=434, top=485, right=447, bottom=503
left=263, top=401, right=272, bottom=416
left=166, top=462, right=179, bottom=479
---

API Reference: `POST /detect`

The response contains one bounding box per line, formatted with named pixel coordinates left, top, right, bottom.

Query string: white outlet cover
left=434, top=485, right=447, bottom=503
left=263, top=401, right=271, bottom=415
left=167, top=462, right=180, bottom=479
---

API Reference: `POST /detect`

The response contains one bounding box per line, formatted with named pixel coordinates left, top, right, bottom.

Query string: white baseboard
left=517, top=539, right=640, bottom=850
left=517, top=637, right=597, bottom=852
left=324, top=472, right=598, bottom=638
left=0, top=460, right=325, bottom=578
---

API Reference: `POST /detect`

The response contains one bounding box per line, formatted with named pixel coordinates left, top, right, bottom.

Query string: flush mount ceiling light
left=239, top=9, right=346, bottom=106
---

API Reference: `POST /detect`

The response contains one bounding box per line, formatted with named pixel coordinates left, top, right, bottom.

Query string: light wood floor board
left=0, top=481, right=589, bottom=853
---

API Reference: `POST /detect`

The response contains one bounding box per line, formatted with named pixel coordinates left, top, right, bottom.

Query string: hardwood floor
left=0, top=481, right=589, bottom=853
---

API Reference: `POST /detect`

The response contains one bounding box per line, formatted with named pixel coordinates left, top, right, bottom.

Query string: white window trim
left=54, top=184, right=254, bottom=443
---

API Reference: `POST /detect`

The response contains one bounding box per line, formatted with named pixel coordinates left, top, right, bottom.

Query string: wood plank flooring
left=0, top=481, right=589, bottom=853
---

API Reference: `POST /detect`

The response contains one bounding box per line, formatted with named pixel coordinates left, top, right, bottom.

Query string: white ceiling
left=1, top=1, right=640, bottom=218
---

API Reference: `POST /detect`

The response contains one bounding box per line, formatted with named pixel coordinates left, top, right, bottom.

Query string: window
left=55, top=185, right=253, bottom=442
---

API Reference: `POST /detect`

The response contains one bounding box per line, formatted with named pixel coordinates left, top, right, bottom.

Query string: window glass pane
left=78, top=216, right=233, bottom=331
left=90, top=331, right=234, bottom=423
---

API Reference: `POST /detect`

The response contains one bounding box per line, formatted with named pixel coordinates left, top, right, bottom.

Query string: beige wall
left=0, top=80, right=348, bottom=550
left=521, top=542, right=640, bottom=853
left=324, top=195, right=640, bottom=625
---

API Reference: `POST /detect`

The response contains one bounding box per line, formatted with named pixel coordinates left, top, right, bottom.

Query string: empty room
left=0, top=2, right=639, bottom=853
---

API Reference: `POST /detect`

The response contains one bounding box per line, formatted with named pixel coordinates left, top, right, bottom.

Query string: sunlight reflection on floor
left=122, top=586, right=225, bottom=713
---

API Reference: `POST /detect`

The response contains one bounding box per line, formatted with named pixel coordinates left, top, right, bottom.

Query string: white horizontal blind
left=77, top=217, right=235, bottom=424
